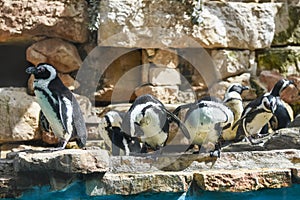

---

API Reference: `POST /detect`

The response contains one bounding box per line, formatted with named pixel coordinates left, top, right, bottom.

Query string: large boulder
left=98, top=1, right=280, bottom=49
left=0, top=0, right=88, bottom=43
left=0, top=88, right=41, bottom=143
left=26, top=38, right=83, bottom=73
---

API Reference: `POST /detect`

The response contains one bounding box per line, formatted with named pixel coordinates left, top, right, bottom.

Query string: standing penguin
left=174, top=97, right=234, bottom=157
left=222, top=83, right=249, bottom=141
left=233, top=93, right=277, bottom=144
left=98, top=110, right=141, bottom=156
left=26, top=63, right=87, bottom=150
left=121, top=94, right=190, bottom=153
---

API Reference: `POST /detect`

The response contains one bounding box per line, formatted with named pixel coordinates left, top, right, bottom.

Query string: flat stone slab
left=86, top=172, right=193, bottom=196
left=13, top=148, right=110, bottom=174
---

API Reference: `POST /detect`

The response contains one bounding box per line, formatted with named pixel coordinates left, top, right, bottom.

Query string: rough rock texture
left=13, top=148, right=109, bottom=174
left=142, top=49, right=179, bottom=68
left=98, top=1, right=279, bottom=49
left=0, top=88, right=41, bottom=143
left=86, top=172, right=193, bottom=196
left=211, top=50, right=256, bottom=79
left=149, top=68, right=181, bottom=86
left=273, top=2, right=300, bottom=45
left=26, top=38, right=83, bottom=73
left=257, top=47, right=300, bottom=75
left=0, top=0, right=88, bottom=43
left=135, top=85, right=179, bottom=104
left=194, top=169, right=291, bottom=192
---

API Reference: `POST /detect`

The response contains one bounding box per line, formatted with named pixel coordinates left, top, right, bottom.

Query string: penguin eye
left=37, top=67, right=45, bottom=73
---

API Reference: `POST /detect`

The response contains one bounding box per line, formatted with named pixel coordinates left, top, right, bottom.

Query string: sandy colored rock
left=98, top=1, right=279, bottom=49
left=211, top=50, right=255, bottom=79
left=86, top=172, right=193, bottom=196
left=135, top=85, right=179, bottom=104
left=0, top=88, right=41, bottom=143
left=26, top=38, right=82, bottom=73
left=149, top=67, right=181, bottom=86
left=13, top=148, right=109, bottom=174
left=194, top=169, right=291, bottom=192
left=142, top=49, right=179, bottom=68
left=0, top=0, right=88, bottom=43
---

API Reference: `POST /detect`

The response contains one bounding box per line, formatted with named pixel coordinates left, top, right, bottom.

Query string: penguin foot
left=209, top=150, right=220, bottom=158
left=247, top=137, right=263, bottom=145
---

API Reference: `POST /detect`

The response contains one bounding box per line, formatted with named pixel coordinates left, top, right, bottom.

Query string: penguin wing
left=39, top=110, right=50, bottom=132
left=173, top=102, right=196, bottom=116
left=165, top=109, right=191, bottom=139
left=55, top=92, right=72, bottom=134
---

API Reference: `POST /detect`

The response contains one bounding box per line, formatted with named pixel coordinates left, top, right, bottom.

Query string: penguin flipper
left=56, top=93, right=70, bottom=134
left=173, top=102, right=195, bottom=116
left=166, top=109, right=191, bottom=139
left=39, top=110, right=50, bottom=132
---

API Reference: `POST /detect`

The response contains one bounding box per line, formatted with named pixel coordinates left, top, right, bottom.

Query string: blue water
left=5, top=182, right=300, bottom=200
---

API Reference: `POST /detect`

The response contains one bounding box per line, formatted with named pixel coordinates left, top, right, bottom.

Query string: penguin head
left=224, top=83, right=249, bottom=102
left=227, top=83, right=249, bottom=94
left=26, top=63, right=57, bottom=81
left=270, top=79, right=294, bottom=97
left=261, top=94, right=277, bottom=113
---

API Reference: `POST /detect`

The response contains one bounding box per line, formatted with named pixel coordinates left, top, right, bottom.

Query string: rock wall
left=0, top=0, right=300, bottom=198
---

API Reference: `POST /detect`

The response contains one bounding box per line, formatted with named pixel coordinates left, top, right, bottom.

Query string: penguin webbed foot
left=210, top=149, right=220, bottom=158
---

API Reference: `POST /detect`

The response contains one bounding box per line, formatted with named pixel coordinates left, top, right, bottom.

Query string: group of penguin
left=100, top=78, right=295, bottom=157
left=26, top=63, right=296, bottom=157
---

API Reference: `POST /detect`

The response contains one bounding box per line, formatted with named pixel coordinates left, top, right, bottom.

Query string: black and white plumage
left=233, top=93, right=277, bottom=143
left=26, top=63, right=87, bottom=149
left=121, top=94, right=190, bottom=152
left=222, top=83, right=249, bottom=141
left=98, top=110, right=141, bottom=156
left=267, top=79, right=294, bottom=131
left=174, top=97, right=234, bottom=156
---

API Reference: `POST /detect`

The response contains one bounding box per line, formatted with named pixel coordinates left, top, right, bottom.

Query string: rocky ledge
left=1, top=128, right=300, bottom=198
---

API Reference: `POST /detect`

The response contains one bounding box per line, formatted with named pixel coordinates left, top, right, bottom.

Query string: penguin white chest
left=244, top=112, right=272, bottom=136
left=35, top=90, right=66, bottom=139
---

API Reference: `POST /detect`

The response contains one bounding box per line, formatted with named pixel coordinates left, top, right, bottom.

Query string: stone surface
left=273, top=2, right=300, bottom=45
left=211, top=50, right=256, bottom=79
left=142, top=49, right=179, bottom=68
left=86, top=172, right=193, bottom=196
left=98, top=1, right=279, bottom=49
left=135, top=85, right=179, bottom=104
left=0, top=88, right=41, bottom=143
left=13, top=148, right=109, bottom=174
left=0, top=0, right=88, bottom=43
left=257, top=47, right=300, bottom=75
left=149, top=67, right=181, bottom=86
left=26, top=38, right=82, bottom=73
left=194, top=169, right=291, bottom=192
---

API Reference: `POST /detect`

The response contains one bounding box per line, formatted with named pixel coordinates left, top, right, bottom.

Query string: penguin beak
left=25, top=66, right=36, bottom=74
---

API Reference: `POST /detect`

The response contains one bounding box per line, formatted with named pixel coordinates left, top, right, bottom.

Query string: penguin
left=267, top=79, right=295, bottom=132
left=222, top=83, right=249, bottom=141
left=98, top=110, right=141, bottom=156
left=173, top=97, right=234, bottom=157
left=26, top=63, right=87, bottom=150
left=233, top=93, right=277, bottom=144
left=121, top=94, right=190, bottom=153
